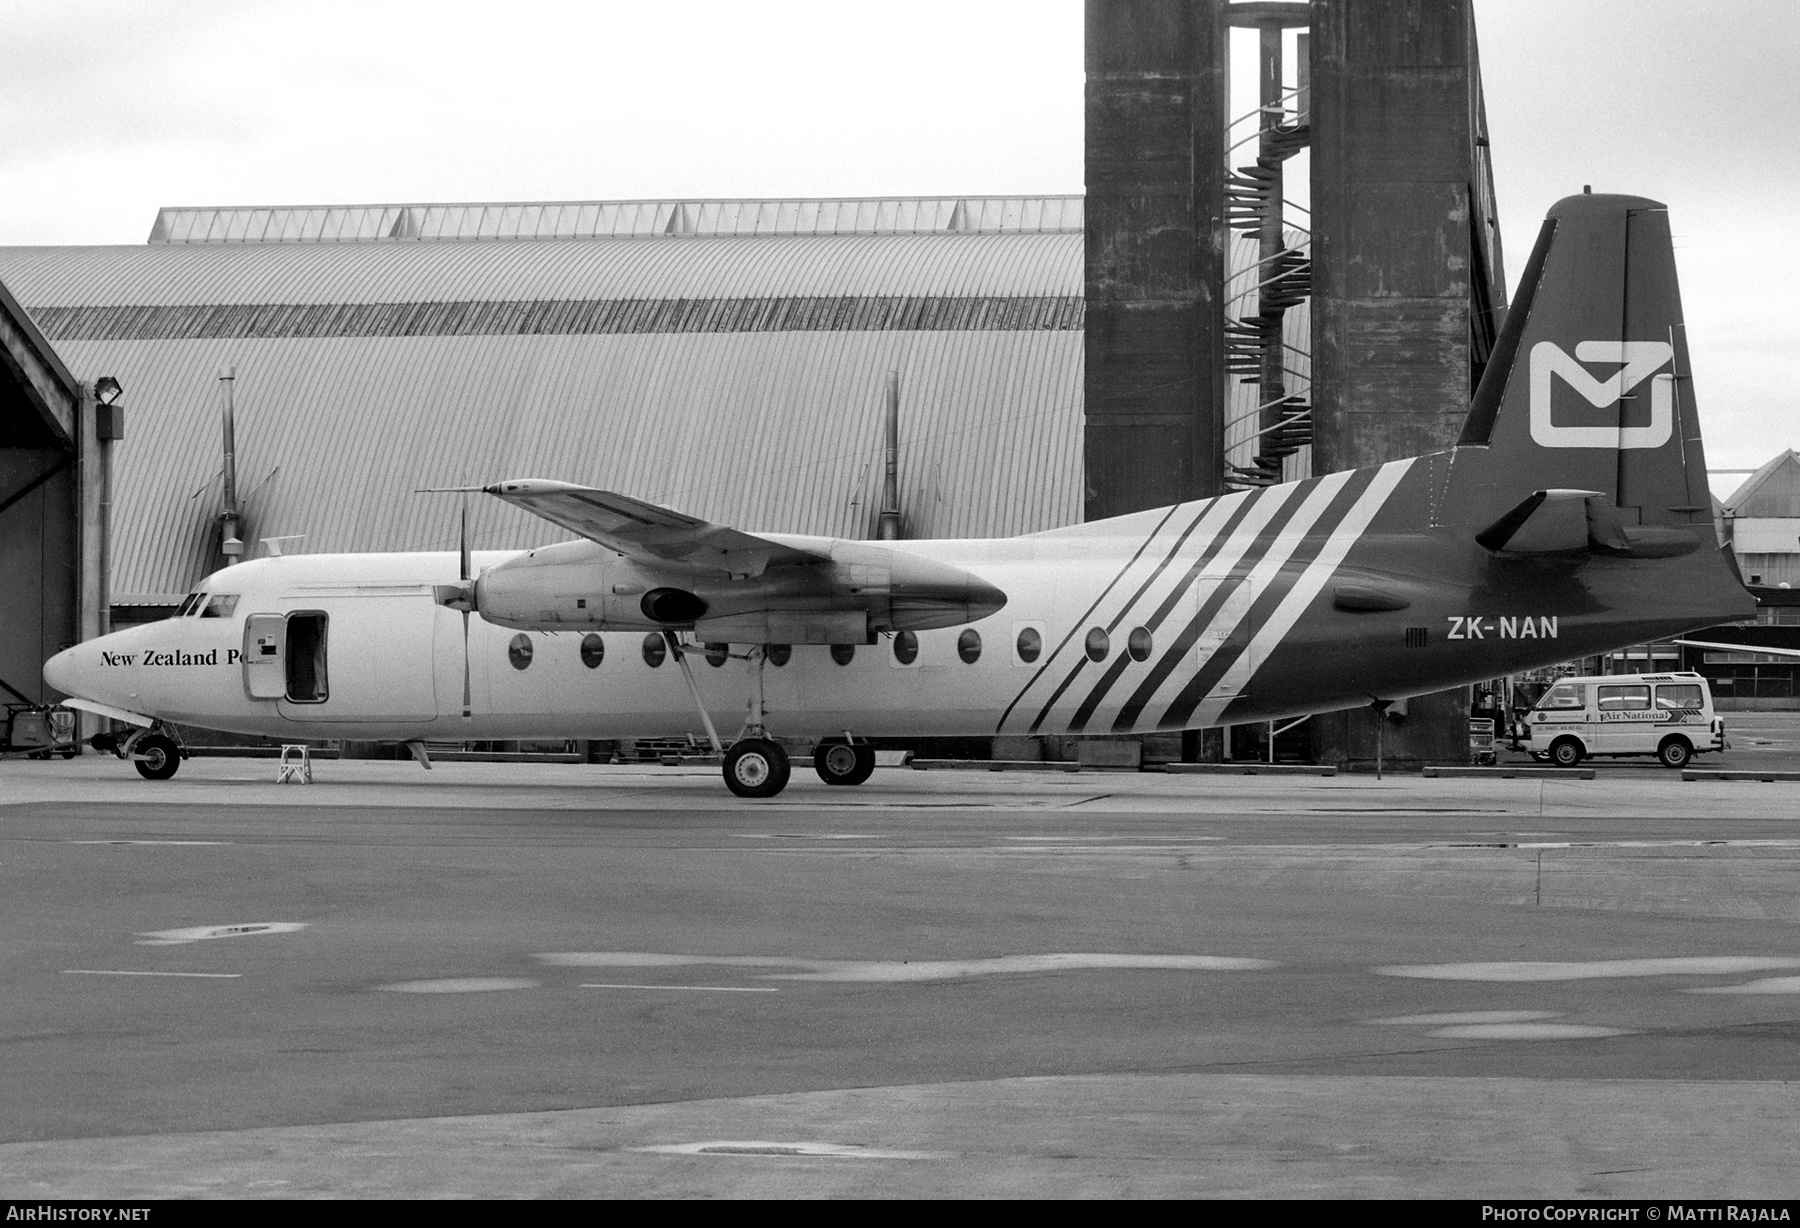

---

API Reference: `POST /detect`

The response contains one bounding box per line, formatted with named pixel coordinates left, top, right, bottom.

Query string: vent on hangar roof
left=146, top=196, right=1085, bottom=244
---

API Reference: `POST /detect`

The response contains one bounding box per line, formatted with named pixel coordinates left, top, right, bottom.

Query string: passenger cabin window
left=1656, top=684, right=1705, bottom=711
left=1597, top=684, right=1650, bottom=711
left=1016, top=627, right=1042, bottom=664
left=1538, top=683, right=1583, bottom=710
left=285, top=612, right=329, bottom=703
left=199, top=594, right=239, bottom=619
left=1085, top=627, right=1110, bottom=662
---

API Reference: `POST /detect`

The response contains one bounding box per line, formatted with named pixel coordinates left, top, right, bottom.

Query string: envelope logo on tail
left=1529, top=340, right=1675, bottom=449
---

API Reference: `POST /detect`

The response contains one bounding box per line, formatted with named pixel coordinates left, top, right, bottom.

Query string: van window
left=1538, top=683, right=1584, bottom=709
left=1597, top=684, right=1650, bottom=711
left=1655, top=683, right=1705, bottom=711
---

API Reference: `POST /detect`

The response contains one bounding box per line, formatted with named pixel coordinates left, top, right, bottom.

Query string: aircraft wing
left=483, top=479, right=822, bottom=576
left=1673, top=639, right=1800, bottom=660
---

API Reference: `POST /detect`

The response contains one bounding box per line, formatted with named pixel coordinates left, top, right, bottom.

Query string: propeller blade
left=461, top=610, right=473, bottom=721
left=460, top=496, right=473, bottom=586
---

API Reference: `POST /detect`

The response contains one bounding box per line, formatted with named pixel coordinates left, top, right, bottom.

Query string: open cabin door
left=242, top=614, right=286, bottom=699
left=242, top=595, right=440, bottom=722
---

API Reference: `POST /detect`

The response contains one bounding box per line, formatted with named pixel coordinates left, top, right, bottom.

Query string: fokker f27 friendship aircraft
left=44, top=194, right=1755, bottom=797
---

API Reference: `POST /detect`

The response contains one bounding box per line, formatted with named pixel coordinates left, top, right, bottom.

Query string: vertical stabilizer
left=1457, top=194, right=1712, bottom=529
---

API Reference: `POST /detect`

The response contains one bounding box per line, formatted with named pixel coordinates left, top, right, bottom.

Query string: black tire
left=724, top=738, right=791, bottom=799
left=61, top=750, right=77, bottom=760
left=1657, top=736, right=1693, bottom=769
left=814, top=742, right=876, bottom=786
left=133, top=734, right=181, bottom=781
left=1548, top=737, right=1584, bottom=769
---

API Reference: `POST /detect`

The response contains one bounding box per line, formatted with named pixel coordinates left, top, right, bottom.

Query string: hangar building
left=0, top=197, right=1301, bottom=622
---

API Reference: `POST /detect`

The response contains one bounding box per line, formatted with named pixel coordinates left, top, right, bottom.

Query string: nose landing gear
left=131, top=732, right=182, bottom=781
left=91, top=724, right=187, bottom=780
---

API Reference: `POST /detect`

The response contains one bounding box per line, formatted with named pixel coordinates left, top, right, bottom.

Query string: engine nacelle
left=473, top=538, right=1005, bottom=641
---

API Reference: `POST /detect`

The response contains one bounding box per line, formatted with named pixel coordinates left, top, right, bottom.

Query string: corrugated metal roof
left=1726, top=450, right=1800, bottom=518
left=148, top=196, right=1086, bottom=244
left=0, top=214, right=1309, bottom=601
left=0, top=232, right=1079, bottom=306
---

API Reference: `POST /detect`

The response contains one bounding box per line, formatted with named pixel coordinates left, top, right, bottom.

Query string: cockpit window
left=174, top=592, right=204, bottom=617
left=199, top=594, right=239, bottom=619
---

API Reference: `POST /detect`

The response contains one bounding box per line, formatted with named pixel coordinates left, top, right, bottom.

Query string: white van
left=1508, top=671, right=1726, bottom=769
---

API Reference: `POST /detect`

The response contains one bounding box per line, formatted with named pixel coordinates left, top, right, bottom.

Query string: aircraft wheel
left=1548, top=737, right=1584, bottom=769
left=1657, top=736, right=1693, bottom=769
left=133, top=734, right=181, bottom=781
left=724, top=738, right=791, bottom=799
left=814, top=742, right=876, bottom=786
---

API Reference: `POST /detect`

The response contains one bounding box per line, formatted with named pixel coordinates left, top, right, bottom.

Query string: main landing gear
left=667, top=636, right=877, bottom=799
left=668, top=635, right=796, bottom=799
left=814, top=740, right=876, bottom=786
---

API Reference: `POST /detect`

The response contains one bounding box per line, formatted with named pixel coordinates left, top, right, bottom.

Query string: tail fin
left=1458, top=193, right=1714, bottom=530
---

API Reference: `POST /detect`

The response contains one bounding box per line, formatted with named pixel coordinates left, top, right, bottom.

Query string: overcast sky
left=2, top=0, right=1794, bottom=488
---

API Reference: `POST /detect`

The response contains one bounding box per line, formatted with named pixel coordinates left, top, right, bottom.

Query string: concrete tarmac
left=4, top=724, right=1800, bottom=1199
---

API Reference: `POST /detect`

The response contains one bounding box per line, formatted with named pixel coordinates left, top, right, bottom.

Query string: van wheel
left=133, top=734, right=181, bottom=781
left=1657, top=736, right=1693, bottom=769
left=1548, top=737, right=1584, bottom=768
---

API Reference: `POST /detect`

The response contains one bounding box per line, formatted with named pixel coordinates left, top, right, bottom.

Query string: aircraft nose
left=43, top=645, right=79, bottom=697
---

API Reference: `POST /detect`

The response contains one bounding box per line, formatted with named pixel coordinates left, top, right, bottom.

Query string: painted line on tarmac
left=63, top=970, right=241, bottom=979
left=1366, top=1009, right=1631, bottom=1041
left=1429, top=1023, right=1631, bottom=1040
left=374, top=978, right=539, bottom=993
left=634, top=1140, right=947, bottom=1159
left=136, top=922, right=306, bottom=945
left=540, top=951, right=1277, bottom=982
left=1376, top=956, right=1800, bottom=982
left=1367, top=1010, right=1562, bottom=1026
left=581, top=983, right=779, bottom=993
left=1512, top=839, right=1800, bottom=850
left=1689, top=976, right=1800, bottom=995
left=734, top=834, right=883, bottom=840
left=66, top=840, right=230, bottom=846
left=1001, top=835, right=1224, bottom=842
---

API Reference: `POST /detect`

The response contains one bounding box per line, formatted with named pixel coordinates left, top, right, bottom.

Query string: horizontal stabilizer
left=1475, top=489, right=1600, bottom=554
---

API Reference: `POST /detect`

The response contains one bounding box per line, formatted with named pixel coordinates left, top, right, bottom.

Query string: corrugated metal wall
left=0, top=208, right=1290, bottom=603
left=0, top=232, right=1085, bottom=601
